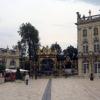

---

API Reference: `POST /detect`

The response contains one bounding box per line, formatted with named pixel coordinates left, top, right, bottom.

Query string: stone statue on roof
left=76, top=12, right=81, bottom=19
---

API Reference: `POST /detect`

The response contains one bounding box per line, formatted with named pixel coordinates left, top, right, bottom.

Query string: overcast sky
left=0, top=0, right=100, bottom=49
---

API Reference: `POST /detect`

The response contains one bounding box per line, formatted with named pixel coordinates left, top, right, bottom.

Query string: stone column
left=6, top=58, right=10, bottom=68
left=89, top=52, right=93, bottom=74
left=78, top=58, right=83, bottom=76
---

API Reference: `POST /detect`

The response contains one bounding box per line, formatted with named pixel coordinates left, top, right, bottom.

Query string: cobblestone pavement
left=51, top=78, right=100, bottom=100
left=0, top=79, right=48, bottom=100
left=0, top=78, right=100, bottom=100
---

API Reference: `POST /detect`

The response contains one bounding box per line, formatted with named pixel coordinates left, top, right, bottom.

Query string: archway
left=40, top=58, right=54, bottom=75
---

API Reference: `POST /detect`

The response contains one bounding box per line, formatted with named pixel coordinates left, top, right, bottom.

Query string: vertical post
left=89, top=51, right=93, bottom=74
left=89, top=51, right=94, bottom=80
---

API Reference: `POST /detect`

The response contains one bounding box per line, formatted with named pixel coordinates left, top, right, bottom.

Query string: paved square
left=52, top=78, right=100, bottom=100
left=0, top=79, right=48, bottom=100
left=0, top=78, right=100, bottom=100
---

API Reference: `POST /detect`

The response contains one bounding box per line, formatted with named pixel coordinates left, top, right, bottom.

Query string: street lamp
left=89, top=51, right=93, bottom=73
left=89, top=51, right=94, bottom=80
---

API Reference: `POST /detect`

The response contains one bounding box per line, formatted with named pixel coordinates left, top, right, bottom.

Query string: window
left=0, top=59, right=5, bottom=65
left=86, top=45, right=88, bottom=53
left=83, top=29, right=87, bottom=37
left=99, top=63, right=100, bottom=73
left=83, top=45, right=88, bottom=53
left=94, top=43, right=99, bottom=53
left=94, top=37, right=99, bottom=43
left=83, top=63, right=89, bottom=73
left=83, top=39, right=88, bottom=44
left=10, top=60, right=16, bottom=66
left=94, top=28, right=98, bottom=36
left=11, top=50, right=16, bottom=55
left=94, top=62, right=100, bottom=73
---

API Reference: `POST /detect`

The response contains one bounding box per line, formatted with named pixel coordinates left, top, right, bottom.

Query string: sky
left=0, top=0, right=100, bottom=50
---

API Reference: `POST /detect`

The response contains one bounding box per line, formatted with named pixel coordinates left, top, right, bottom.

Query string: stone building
left=0, top=48, right=19, bottom=69
left=76, top=11, right=100, bottom=77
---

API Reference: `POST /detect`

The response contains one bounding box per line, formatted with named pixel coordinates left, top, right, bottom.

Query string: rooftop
left=76, top=11, right=100, bottom=25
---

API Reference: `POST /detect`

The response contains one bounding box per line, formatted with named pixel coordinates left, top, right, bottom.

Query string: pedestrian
left=25, top=72, right=29, bottom=85
left=34, top=65, right=38, bottom=80
left=90, top=73, right=94, bottom=81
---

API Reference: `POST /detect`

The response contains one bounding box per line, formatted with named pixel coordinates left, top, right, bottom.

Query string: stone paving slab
left=51, top=78, right=100, bottom=100
left=0, top=78, right=100, bottom=100
left=0, top=79, right=48, bottom=100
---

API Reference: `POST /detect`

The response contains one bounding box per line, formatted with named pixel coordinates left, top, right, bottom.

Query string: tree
left=18, top=23, right=39, bottom=72
left=0, top=64, right=5, bottom=72
left=17, top=41, right=26, bottom=69
left=63, top=45, right=78, bottom=60
left=63, top=46, right=78, bottom=72
left=13, top=41, right=27, bottom=69
left=50, top=42, right=62, bottom=54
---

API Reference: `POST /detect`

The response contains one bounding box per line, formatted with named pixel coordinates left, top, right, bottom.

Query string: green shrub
left=0, top=64, right=6, bottom=72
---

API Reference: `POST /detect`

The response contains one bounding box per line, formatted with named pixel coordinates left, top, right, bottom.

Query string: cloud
left=0, top=0, right=99, bottom=49
left=77, top=0, right=100, bottom=5
left=56, top=0, right=100, bottom=5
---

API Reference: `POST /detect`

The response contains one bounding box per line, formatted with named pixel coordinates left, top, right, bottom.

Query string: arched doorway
left=40, top=58, right=54, bottom=75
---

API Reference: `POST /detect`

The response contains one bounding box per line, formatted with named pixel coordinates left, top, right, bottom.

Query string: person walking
left=90, top=73, right=94, bottom=81
left=25, top=72, right=29, bottom=85
left=35, top=67, right=38, bottom=80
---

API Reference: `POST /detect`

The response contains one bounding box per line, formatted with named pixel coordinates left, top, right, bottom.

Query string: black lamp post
left=89, top=51, right=94, bottom=80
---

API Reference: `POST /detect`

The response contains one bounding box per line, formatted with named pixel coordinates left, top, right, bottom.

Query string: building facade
left=0, top=48, right=19, bottom=69
left=76, top=11, right=100, bottom=77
